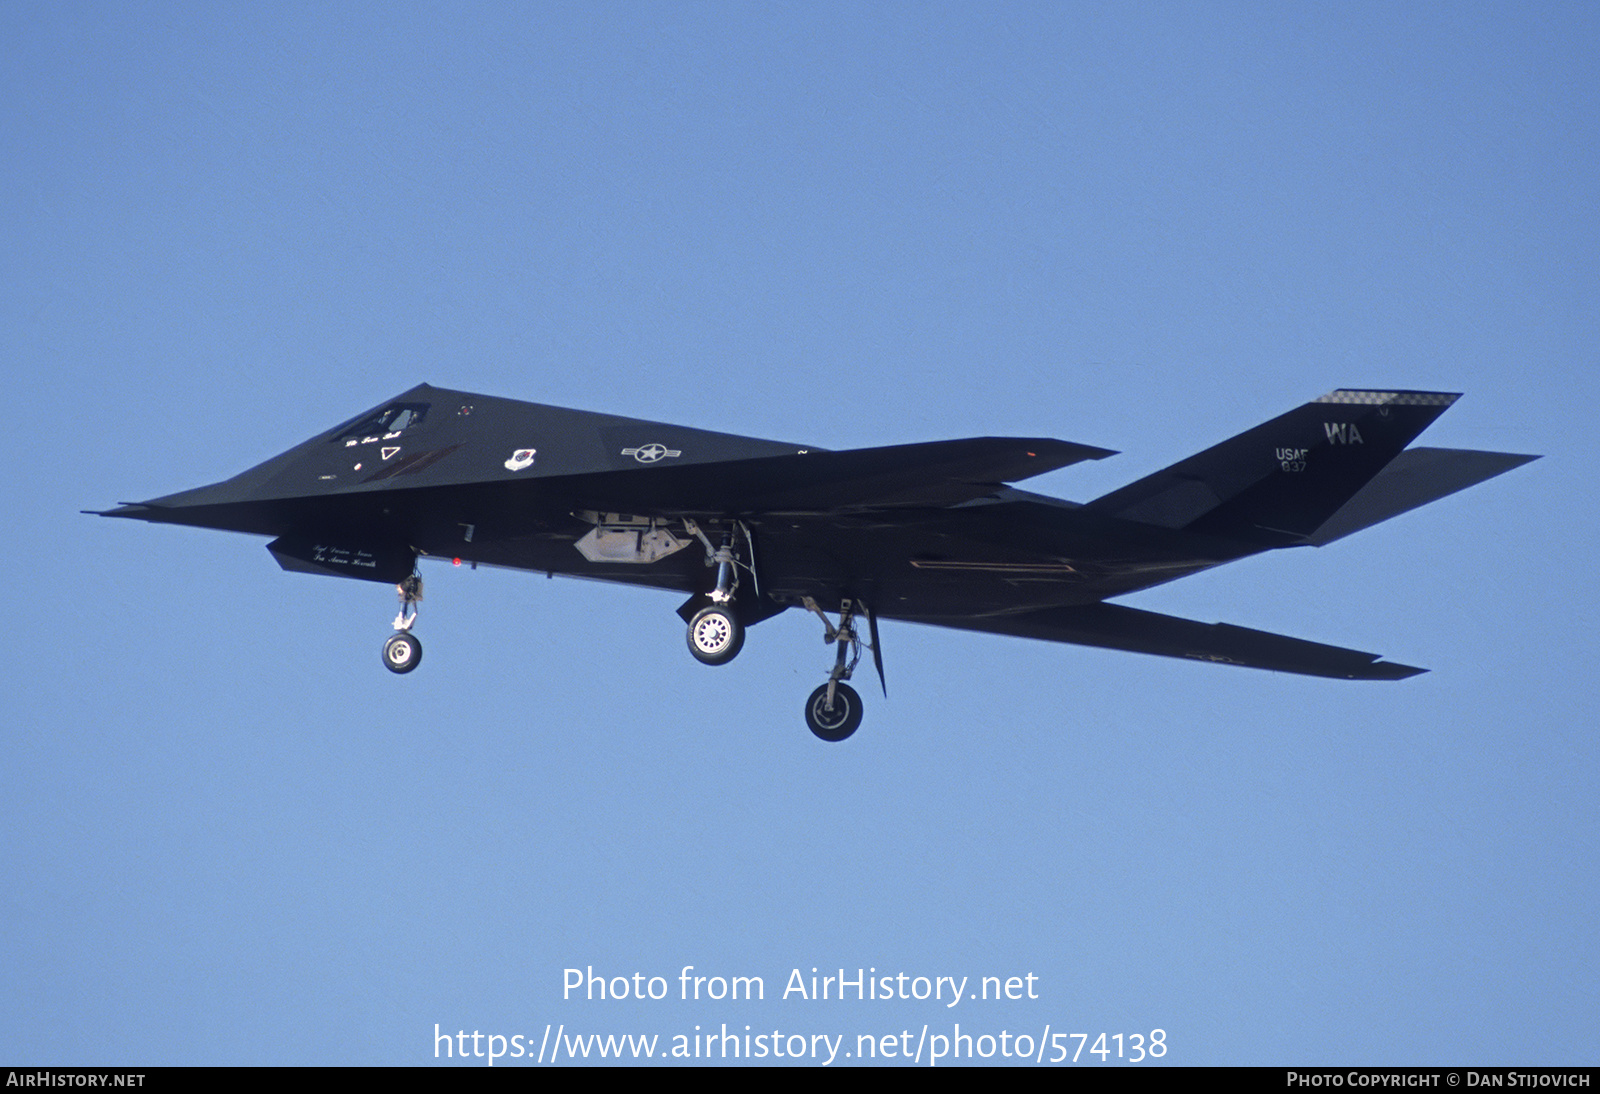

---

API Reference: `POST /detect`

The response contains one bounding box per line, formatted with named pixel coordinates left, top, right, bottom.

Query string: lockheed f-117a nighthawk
left=92, top=385, right=1536, bottom=741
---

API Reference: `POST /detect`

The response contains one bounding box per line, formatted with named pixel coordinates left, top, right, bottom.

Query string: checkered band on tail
left=1314, top=390, right=1460, bottom=406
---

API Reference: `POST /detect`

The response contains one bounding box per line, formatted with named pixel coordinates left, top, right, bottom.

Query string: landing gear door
left=267, top=536, right=417, bottom=584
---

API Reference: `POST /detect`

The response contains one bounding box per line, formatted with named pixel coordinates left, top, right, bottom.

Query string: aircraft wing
left=90, top=435, right=1115, bottom=539
left=543, top=435, right=1117, bottom=514
left=904, top=601, right=1426, bottom=680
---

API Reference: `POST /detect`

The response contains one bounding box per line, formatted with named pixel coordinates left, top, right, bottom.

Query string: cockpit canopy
left=331, top=402, right=429, bottom=446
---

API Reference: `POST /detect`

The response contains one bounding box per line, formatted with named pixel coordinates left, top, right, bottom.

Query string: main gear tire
left=805, top=682, right=863, bottom=742
left=687, top=606, right=744, bottom=665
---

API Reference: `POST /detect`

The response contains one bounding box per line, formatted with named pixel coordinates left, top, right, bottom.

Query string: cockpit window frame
left=329, top=402, right=431, bottom=445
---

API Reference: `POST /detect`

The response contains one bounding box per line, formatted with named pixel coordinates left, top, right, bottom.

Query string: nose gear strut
left=382, top=573, right=423, bottom=674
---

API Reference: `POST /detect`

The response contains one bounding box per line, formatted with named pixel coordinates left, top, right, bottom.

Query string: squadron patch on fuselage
left=504, top=448, right=537, bottom=472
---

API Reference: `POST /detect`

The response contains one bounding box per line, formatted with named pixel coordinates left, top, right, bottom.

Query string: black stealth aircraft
left=94, top=385, right=1535, bottom=741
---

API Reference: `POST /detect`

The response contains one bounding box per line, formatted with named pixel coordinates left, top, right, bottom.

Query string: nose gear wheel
left=383, top=573, right=424, bottom=674
left=383, top=631, right=422, bottom=673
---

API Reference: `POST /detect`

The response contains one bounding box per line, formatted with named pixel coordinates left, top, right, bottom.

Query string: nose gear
left=382, top=573, right=424, bottom=674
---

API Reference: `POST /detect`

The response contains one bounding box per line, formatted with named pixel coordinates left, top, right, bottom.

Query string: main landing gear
left=382, top=574, right=423, bottom=674
left=684, top=594, right=877, bottom=741
left=682, top=523, right=749, bottom=666
left=799, top=597, right=873, bottom=743
left=687, top=604, right=744, bottom=665
left=684, top=593, right=874, bottom=741
left=673, top=520, right=878, bottom=742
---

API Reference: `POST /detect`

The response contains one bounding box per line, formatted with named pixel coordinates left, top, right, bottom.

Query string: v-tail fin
left=1085, top=390, right=1460, bottom=543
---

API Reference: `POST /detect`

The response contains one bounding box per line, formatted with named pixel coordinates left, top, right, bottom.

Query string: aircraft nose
left=89, top=502, right=158, bottom=519
left=93, top=480, right=236, bottom=516
left=86, top=475, right=273, bottom=529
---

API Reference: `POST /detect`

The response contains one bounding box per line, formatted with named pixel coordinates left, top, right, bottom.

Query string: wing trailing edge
left=905, top=602, right=1426, bottom=680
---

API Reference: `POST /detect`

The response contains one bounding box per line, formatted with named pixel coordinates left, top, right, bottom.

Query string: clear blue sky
left=3, top=1, right=1594, bottom=1066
